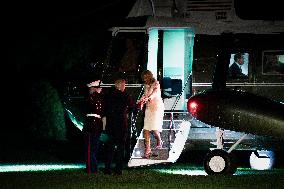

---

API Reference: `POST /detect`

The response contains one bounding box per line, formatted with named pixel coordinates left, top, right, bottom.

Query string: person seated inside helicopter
left=118, top=38, right=141, bottom=83
left=263, top=55, right=283, bottom=74
left=118, top=38, right=139, bottom=73
left=228, top=53, right=247, bottom=79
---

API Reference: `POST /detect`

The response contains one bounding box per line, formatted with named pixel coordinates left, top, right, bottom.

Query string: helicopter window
left=228, top=52, right=249, bottom=79
left=262, top=50, right=284, bottom=75
left=103, top=33, right=147, bottom=84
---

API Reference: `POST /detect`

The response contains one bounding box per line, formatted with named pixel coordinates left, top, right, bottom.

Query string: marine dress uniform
left=83, top=80, right=104, bottom=174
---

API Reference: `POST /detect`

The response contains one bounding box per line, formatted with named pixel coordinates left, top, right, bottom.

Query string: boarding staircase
left=128, top=111, right=192, bottom=167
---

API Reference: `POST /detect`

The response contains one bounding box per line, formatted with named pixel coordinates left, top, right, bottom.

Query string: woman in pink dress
left=138, top=70, right=164, bottom=158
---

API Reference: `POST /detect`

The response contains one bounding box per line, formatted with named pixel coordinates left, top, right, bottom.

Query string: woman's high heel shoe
left=144, top=149, right=152, bottom=159
left=156, top=140, right=163, bottom=149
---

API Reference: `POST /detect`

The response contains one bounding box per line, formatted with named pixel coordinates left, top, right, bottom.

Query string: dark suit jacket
left=229, top=62, right=246, bottom=78
left=104, top=88, right=135, bottom=142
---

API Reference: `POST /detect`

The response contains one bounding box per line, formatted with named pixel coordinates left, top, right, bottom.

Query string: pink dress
left=142, top=81, right=164, bottom=132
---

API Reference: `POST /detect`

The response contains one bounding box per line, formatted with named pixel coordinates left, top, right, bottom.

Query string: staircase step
left=162, top=121, right=184, bottom=129
left=128, top=112, right=192, bottom=167
left=163, top=112, right=190, bottom=120
left=131, top=148, right=169, bottom=160
left=136, top=138, right=173, bottom=149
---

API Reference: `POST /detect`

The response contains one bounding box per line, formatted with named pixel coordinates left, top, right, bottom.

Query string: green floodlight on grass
left=154, top=169, right=207, bottom=176
left=0, top=164, right=85, bottom=173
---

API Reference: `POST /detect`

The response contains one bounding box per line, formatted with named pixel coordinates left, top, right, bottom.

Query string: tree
left=28, top=80, right=66, bottom=141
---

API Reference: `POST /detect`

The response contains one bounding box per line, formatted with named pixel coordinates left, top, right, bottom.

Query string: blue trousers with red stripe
left=84, top=132, right=100, bottom=174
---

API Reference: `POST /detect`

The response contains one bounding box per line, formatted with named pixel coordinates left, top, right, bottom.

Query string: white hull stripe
left=192, top=83, right=284, bottom=87
left=100, top=83, right=284, bottom=87
left=100, top=84, right=142, bottom=88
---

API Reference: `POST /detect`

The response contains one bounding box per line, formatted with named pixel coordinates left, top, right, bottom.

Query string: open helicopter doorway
left=128, top=27, right=195, bottom=167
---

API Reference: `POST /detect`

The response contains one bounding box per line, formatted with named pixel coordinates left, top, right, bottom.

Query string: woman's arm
left=147, top=81, right=160, bottom=100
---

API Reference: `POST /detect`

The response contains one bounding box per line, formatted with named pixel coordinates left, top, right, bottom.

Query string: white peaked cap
left=87, top=80, right=101, bottom=87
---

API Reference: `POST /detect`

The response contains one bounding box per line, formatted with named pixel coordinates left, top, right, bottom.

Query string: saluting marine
left=83, top=80, right=104, bottom=174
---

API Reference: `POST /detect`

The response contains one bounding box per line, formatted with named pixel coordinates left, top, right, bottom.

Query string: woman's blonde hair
left=141, top=70, right=156, bottom=84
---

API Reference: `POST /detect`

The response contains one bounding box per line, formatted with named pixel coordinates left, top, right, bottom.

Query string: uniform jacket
left=83, top=92, right=104, bottom=135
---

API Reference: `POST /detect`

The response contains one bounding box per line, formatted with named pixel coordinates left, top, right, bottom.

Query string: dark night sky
left=8, top=1, right=136, bottom=78
left=235, top=0, right=284, bottom=20
left=9, top=1, right=134, bottom=40
left=9, top=0, right=283, bottom=42
left=9, top=0, right=284, bottom=34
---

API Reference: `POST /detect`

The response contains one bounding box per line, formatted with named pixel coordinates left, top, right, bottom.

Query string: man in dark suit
left=229, top=53, right=246, bottom=78
left=104, top=77, right=136, bottom=175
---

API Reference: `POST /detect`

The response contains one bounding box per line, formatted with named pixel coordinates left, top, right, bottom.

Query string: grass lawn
left=1, top=139, right=284, bottom=189
left=1, top=163, right=284, bottom=189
